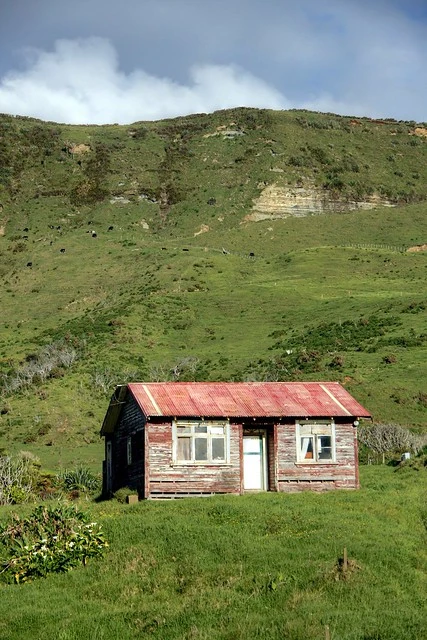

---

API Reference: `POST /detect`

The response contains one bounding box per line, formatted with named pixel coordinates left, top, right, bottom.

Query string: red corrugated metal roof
left=127, top=382, right=371, bottom=419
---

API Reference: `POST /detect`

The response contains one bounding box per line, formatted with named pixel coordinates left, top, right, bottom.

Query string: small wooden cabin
left=100, top=382, right=371, bottom=498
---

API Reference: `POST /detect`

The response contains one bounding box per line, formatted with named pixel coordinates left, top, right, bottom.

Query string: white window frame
left=296, top=421, right=336, bottom=463
left=172, top=420, right=230, bottom=465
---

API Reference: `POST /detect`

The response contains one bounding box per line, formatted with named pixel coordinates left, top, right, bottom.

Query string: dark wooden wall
left=108, top=394, right=146, bottom=495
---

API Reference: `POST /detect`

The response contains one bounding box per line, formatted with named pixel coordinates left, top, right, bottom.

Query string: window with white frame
left=173, top=420, right=229, bottom=464
left=296, top=422, right=335, bottom=463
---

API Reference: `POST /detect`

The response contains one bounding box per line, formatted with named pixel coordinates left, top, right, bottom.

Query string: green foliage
left=113, top=487, right=138, bottom=503
left=69, top=142, right=111, bottom=204
left=395, top=450, right=427, bottom=472
left=0, top=504, right=107, bottom=583
left=246, top=314, right=405, bottom=379
left=69, top=178, right=108, bottom=205
left=0, top=452, right=41, bottom=505
left=59, top=466, right=101, bottom=494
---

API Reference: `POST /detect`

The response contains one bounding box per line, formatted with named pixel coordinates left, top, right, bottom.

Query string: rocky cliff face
left=245, top=184, right=395, bottom=222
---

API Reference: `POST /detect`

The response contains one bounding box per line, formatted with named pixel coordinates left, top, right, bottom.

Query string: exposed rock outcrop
left=244, top=184, right=395, bottom=222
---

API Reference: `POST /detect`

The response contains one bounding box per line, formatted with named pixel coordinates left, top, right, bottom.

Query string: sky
left=0, top=0, right=426, bottom=124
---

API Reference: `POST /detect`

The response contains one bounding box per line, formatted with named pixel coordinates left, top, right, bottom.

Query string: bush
left=0, top=452, right=41, bottom=505
left=0, top=504, right=108, bottom=583
left=113, top=487, right=138, bottom=503
left=1, top=339, right=80, bottom=396
left=59, top=466, right=101, bottom=495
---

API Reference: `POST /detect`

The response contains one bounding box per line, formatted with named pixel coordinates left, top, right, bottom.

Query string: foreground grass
left=0, top=465, right=426, bottom=639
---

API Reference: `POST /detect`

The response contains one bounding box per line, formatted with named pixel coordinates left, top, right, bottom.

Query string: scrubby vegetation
left=0, top=454, right=101, bottom=505
left=0, top=504, right=107, bottom=583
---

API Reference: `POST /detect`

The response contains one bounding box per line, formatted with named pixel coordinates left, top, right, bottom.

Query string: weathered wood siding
left=276, top=421, right=357, bottom=492
left=267, top=426, right=277, bottom=491
left=147, top=420, right=242, bottom=497
left=109, top=394, right=146, bottom=496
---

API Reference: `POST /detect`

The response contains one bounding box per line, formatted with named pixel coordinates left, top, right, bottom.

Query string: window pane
left=177, top=425, right=191, bottom=434
left=211, top=426, right=224, bottom=435
left=195, top=438, right=208, bottom=460
left=195, top=425, right=207, bottom=433
left=301, top=436, right=314, bottom=459
left=212, top=438, right=225, bottom=460
left=318, top=436, right=332, bottom=460
left=177, top=437, right=191, bottom=461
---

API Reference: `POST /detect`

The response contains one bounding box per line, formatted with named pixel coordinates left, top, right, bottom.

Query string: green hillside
left=0, top=108, right=426, bottom=468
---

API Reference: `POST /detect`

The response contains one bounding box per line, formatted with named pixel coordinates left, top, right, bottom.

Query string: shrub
left=1, top=339, right=80, bottom=396
left=59, top=466, right=101, bottom=495
left=0, top=504, right=108, bottom=583
left=113, top=487, right=138, bottom=503
left=0, top=452, right=41, bottom=505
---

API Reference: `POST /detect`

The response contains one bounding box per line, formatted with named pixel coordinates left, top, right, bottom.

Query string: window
left=296, top=422, right=335, bottom=463
left=173, top=421, right=229, bottom=464
left=126, top=436, right=132, bottom=465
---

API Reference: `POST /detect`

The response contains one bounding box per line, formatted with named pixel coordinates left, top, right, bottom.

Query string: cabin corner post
left=273, top=422, right=279, bottom=492
left=354, top=423, right=360, bottom=489
left=144, top=425, right=150, bottom=499
left=239, top=423, right=244, bottom=494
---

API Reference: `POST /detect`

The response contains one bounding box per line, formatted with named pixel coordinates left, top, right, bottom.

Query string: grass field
left=0, top=465, right=426, bottom=639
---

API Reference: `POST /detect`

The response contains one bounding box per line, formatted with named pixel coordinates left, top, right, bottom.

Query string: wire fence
left=343, top=242, right=407, bottom=253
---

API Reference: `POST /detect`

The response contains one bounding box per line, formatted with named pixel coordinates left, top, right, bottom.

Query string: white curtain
left=301, top=437, right=311, bottom=459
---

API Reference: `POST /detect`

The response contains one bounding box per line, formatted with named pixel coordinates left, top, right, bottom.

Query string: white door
left=243, top=434, right=267, bottom=490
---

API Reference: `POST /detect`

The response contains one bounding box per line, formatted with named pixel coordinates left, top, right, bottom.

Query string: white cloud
left=0, top=31, right=425, bottom=125
left=0, top=38, right=289, bottom=124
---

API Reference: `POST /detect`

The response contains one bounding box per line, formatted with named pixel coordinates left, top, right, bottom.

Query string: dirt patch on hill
left=243, top=184, right=395, bottom=222
left=407, top=244, right=427, bottom=252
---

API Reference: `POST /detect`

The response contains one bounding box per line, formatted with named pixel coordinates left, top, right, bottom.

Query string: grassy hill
left=0, top=107, right=426, bottom=469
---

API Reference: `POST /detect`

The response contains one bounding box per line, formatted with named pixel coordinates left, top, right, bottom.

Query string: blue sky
left=0, top=0, right=426, bottom=124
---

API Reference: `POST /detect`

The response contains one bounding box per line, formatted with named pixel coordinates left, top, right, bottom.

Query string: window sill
left=295, top=461, right=338, bottom=465
left=171, top=462, right=232, bottom=467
